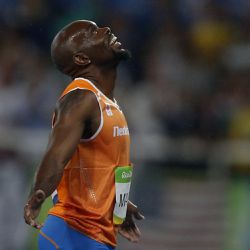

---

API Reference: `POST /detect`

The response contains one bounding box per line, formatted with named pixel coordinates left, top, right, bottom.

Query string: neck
left=73, top=63, right=118, bottom=99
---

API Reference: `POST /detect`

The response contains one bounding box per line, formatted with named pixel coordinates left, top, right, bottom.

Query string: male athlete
left=24, top=20, right=144, bottom=250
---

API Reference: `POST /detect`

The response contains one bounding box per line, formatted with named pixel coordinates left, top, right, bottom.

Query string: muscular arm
left=24, top=89, right=100, bottom=228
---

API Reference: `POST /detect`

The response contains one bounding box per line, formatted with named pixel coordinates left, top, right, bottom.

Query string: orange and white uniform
left=48, top=78, right=131, bottom=247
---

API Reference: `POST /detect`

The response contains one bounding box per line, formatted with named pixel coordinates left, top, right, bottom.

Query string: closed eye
left=86, top=23, right=98, bottom=37
left=89, top=24, right=98, bottom=35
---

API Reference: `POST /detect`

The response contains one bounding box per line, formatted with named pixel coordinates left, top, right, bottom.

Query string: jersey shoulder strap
left=52, top=78, right=100, bottom=128
left=60, top=78, right=98, bottom=99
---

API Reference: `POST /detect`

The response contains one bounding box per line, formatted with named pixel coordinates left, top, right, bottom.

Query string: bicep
left=46, top=89, right=98, bottom=164
left=47, top=119, right=83, bottom=165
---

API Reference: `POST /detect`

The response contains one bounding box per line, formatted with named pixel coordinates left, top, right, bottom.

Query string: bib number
left=113, top=166, right=133, bottom=224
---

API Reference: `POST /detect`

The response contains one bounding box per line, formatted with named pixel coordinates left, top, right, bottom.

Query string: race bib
left=113, top=165, right=133, bottom=224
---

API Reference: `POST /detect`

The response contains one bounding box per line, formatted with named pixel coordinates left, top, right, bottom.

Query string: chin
left=114, top=48, right=131, bottom=61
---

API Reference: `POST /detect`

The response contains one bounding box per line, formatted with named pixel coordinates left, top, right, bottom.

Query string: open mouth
left=109, top=34, right=117, bottom=45
left=108, top=33, right=123, bottom=50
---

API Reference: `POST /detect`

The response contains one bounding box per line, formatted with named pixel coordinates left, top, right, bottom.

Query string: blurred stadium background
left=0, top=0, right=249, bottom=250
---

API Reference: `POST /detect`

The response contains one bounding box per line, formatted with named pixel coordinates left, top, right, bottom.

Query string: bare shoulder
left=55, top=89, right=99, bottom=123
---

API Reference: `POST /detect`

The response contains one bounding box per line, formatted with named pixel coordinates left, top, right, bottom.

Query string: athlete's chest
left=99, top=99, right=130, bottom=146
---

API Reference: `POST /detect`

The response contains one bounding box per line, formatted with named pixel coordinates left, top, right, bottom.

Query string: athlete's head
left=51, top=20, right=130, bottom=77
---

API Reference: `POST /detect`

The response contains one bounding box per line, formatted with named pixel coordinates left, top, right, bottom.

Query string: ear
left=73, top=53, right=91, bottom=66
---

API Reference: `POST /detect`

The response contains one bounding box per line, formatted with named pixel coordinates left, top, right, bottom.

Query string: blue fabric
left=52, top=194, right=58, bottom=204
left=39, top=215, right=115, bottom=250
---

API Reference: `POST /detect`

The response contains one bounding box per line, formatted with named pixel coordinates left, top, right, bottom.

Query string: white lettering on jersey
left=113, top=126, right=129, bottom=137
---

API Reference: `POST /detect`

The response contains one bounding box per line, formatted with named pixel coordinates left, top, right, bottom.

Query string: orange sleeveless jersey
left=48, top=78, right=131, bottom=247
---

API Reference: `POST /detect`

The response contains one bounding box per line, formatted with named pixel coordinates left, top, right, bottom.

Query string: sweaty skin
left=24, top=20, right=144, bottom=242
